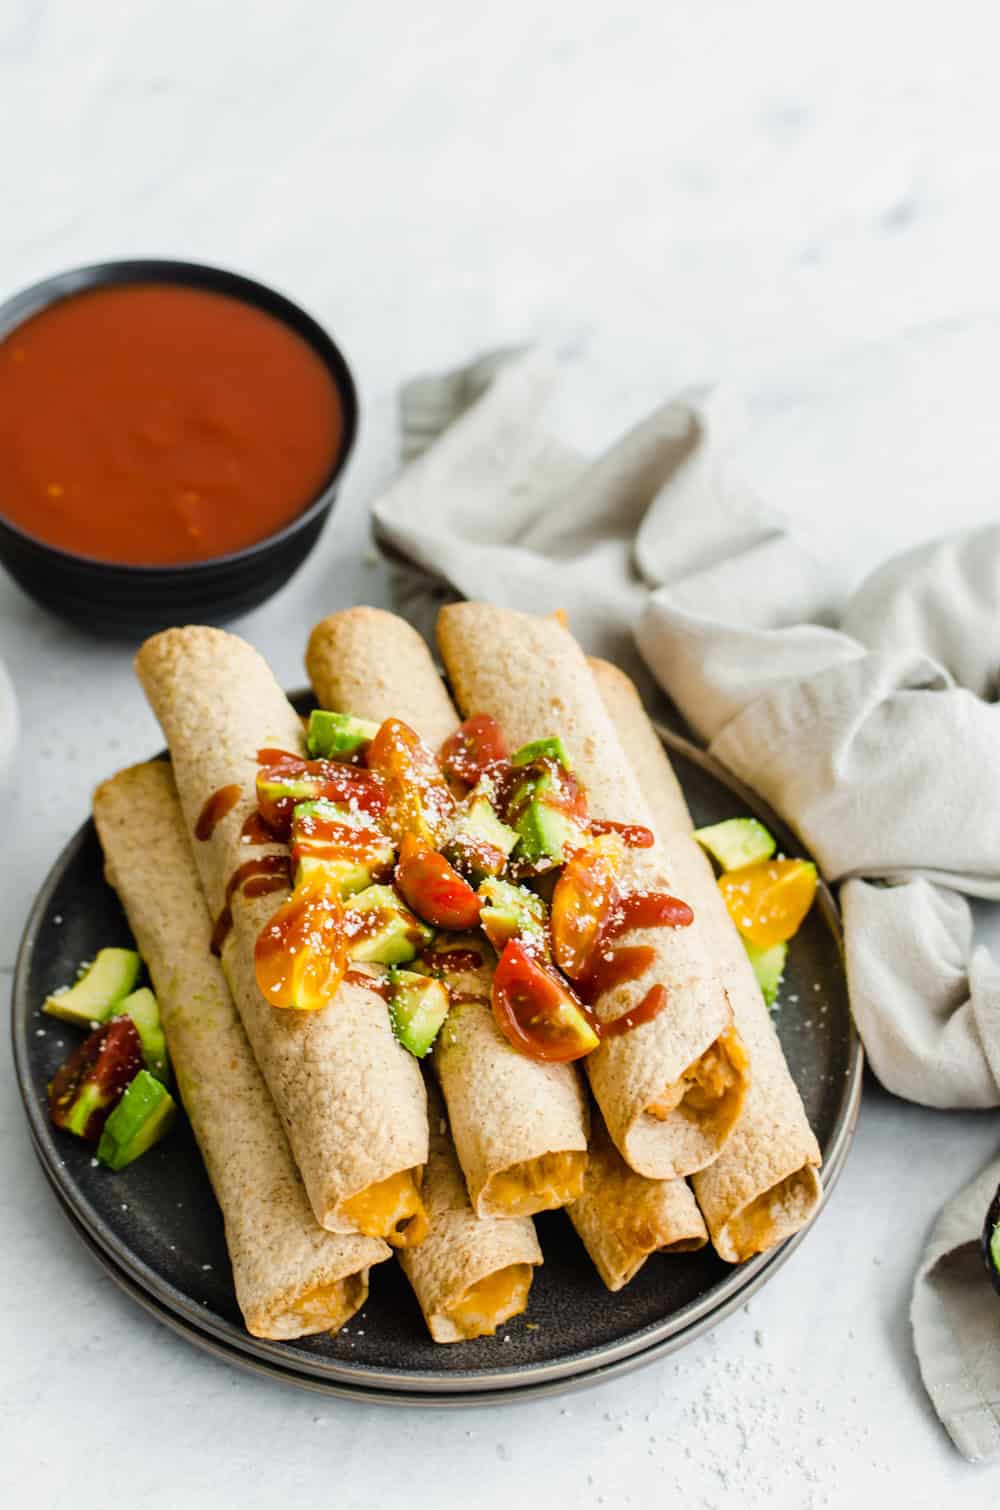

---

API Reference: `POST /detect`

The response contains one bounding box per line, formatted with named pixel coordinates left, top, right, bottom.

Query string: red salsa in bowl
left=0, top=282, right=344, bottom=565
left=0, top=260, right=357, bottom=635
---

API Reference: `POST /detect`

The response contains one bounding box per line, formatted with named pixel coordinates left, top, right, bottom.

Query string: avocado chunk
left=445, top=791, right=518, bottom=882
left=693, top=817, right=776, bottom=872
left=97, top=1069, right=177, bottom=1171
left=478, top=877, right=549, bottom=956
left=387, top=968, right=450, bottom=1058
left=292, top=799, right=396, bottom=898
left=118, top=987, right=170, bottom=1083
left=345, top=884, right=433, bottom=966
left=744, top=939, right=787, bottom=1008
left=507, top=762, right=587, bottom=868
left=43, top=947, right=141, bottom=1028
left=510, top=736, right=571, bottom=770
left=306, top=709, right=379, bottom=761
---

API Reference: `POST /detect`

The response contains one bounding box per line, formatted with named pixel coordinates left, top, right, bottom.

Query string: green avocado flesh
left=43, top=948, right=141, bottom=1027
left=991, top=1223, right=1000, bottom=1277
left=445, top=793, right=518, bottom=881
left=744, top=939, right=787, bottom=1008
left=61, top=1082, right=108, bottom=1139
left=511, top=736, right=571, bottom=770
left=388, top=969, right=450, bottom=1057
left=118, top=987, right=170, bottom=1082
left=292, top=799, right=396, bottom=898
left=97, top=1070, right=177, bottom=1171
left=346, top=884, right=433, bottom=966
left=306, top=709, right=379, bottom=760
left=478, top=877, right=549, bottom=954
left=507, top=761, right=587, bottom=868
left=693, top=817, right=776, bottom=872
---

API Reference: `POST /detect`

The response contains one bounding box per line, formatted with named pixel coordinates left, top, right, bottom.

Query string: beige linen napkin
left=374, top=349, right=1000, bottom=1456
left=911, top=1156, right=1000, bottom=1461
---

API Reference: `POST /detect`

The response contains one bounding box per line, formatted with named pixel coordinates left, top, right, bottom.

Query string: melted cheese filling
left=445, top=1264, right=534, bottom=1339
left=724, top=1170, right=817, bottom=1263
left=342, top=1169, right=429, bottom=1247
left=648, top=1025, right=749, bottom=1127
left=483, top=1150, right=588, bottom=1216
left=290, top=1273, right=366, bottom=1333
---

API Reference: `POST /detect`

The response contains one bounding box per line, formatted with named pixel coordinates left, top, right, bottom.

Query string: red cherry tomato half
left=395, top=833, right=481, bottom=930
left=491, top=940, right=600, bottom=1063
left=551, top=842, right=621, bottom=981
left=256, top=756, right=387, bottom=837
left=48, top=1017, right=144, bottom=1141
left=439, top=714, right=508, bottom=788
left=366, top=718, right=455, bottom=844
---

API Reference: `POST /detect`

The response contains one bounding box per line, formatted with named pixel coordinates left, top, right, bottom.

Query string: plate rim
left=11, top=719, right=863, bottom=1397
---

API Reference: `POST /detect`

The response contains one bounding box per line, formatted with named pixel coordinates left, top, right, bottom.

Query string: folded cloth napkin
left=375, top=349, right=1000, bottom=1459
left=911, top=1155, right=1000, bottom=1460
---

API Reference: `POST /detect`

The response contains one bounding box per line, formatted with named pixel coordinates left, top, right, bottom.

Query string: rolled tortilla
left=136, top=627, right=428, bottom=1243
left=437, top=603, right=750, bottom=1181
left=306, top=606, right=590, bottom=1218
left=398, top=1084, right=542, bottom=1342
left=590, top=656, right=822, bottom=1263
left=93, top=761, right=390, bottom=1338
left=569, top=1109, right=707, bottom=1291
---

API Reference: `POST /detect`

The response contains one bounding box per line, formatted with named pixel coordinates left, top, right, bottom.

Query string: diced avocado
left=507, top=761, right=588, bottom=869
left=306, top=709, right=379, bottom=761
left=445, top=793, right=518, bottom=881
left=478, top=877, right=549, bottom=955
left=97, top=1069, right=177, bottom=1171
left=118, top=987, right=170, bottom=1083
left=693, top=817, right=776, bottom=872
left=345, top=884, right=433, bottom=966
left=511, top=736, right=571, bottom=770
left=43, top=947, right=142, bottom=1027
left=387, top=968, right=450, bottom=1058
left=292, top=799, right=396, bottom=898
left=744, top=939, right=787, bottom=1008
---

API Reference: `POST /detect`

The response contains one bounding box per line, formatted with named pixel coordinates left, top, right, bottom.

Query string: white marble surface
left=3, top=2, right=1000, bottom=1505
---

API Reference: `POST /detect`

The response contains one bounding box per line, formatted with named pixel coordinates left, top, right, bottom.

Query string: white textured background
left=2, top=3, right=1000, bottom=1506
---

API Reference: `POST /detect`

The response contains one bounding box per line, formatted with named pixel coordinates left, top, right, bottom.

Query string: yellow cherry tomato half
left=718, top=858, right=817, bottom=949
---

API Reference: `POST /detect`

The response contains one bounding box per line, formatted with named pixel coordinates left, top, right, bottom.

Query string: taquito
left=590, top=657, right=822, bottom=1262
left=568, top=1109, right=707, bottom=1291
left=136, top=627, right=428, bottom=1243
left=398, top=1084, right=542, bottom=1342
left=306, top=606, right=590, bottom=1218
left=94, top=762, right=389, bottom=1338
left=437, top=603, right=749, bottom=1181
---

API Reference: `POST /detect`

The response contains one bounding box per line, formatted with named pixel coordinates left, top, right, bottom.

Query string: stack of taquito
left=93, top=761, right=389, bottom=1338
left=101, top=602, right=821, bottom=1342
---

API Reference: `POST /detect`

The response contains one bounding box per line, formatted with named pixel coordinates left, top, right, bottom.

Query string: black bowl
left=0, top=259, right=358, bottom=638
left=983, top=1183, right=1000, bottom=1294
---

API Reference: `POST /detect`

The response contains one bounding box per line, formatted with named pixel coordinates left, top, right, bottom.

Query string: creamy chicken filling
left=484, top=1150, right=588, bottom=1216
left=647, top=1025, right=750, bottom=1127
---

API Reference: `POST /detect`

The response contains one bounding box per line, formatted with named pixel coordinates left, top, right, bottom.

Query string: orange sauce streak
left=211, top=854, right=292, bottom=956
left=600, top=984, right=669, bottom=1038
left=195, top=784, right=242, bottom=841
left=590, top=819, right=655, bottom=849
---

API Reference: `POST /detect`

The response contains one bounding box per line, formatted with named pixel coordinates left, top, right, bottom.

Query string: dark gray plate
left=11, top=720, right=862, bottom=1402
